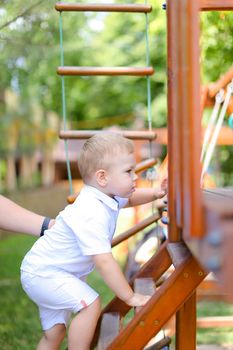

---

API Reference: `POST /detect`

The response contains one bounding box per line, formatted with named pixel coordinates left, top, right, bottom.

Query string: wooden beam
left=200, top=0, right=233, bottom=11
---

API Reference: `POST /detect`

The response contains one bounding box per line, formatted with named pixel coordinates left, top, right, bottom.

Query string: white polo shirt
left=21, top=185, right=128, bottom=278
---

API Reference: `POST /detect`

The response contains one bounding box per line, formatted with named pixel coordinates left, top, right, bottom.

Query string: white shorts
left=21, top=271, right=99, bottom=331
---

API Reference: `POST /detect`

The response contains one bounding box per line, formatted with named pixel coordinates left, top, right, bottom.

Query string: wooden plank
left=200, top=0, right=233, bottom=11
left=167, top=0, right=183, bottom=241
left=106, top=255, right=206, bottom=349
left=96, top=313, right=121, bottom=350
left=176, top=292, right=196, bottom=350
left=59, top=129, right=157, bottom=141
left=167, top=241, right=191, bottom=267
left=57, top=66, right=154, bottom=76
left=55, top=3, right=152, bottom=13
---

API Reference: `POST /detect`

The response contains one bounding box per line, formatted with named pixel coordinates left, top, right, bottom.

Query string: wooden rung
left=96, top=312, right=121, bottom=350
left=144, top=336, right=171, bottom=350
left=167, top=242, right=191, bottom=268
left=57, top=66, right=154, bottom=76
left=59, top=129, right=157, bottom=141
left=55, top=3, right=152, bottom=13
left=200, top=0, right=233, bottom=11
left=135, top=158, right=157, bottom=174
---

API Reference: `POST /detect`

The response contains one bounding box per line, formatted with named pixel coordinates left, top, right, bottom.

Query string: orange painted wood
left=112, top=213, right=160, bottom=248
left=200, top=0, right=233, bottom=11
left=106, top=255, right=206, bottom=349
left=55, top=3, right=152, bottom=13
left=59, top=129, right=157, bottom=141
left=57, top=66, right=154, bottom=76
left=168, top=0, right=204, bottom=239
left=167, top=0, right=183, bottom=240
left=176, top=292, right=196, bottom=350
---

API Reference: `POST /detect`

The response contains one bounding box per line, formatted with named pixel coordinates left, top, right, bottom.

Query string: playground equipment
left=55, top=1, right=233, bottom=349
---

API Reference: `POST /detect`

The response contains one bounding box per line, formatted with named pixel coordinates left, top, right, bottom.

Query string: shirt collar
left=82, top=185, right=120, bottom=211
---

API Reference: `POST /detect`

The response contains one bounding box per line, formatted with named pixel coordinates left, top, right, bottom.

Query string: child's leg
left=68, top=297, right=101, bottom=350
left=37, top=323, right=66, bottom=350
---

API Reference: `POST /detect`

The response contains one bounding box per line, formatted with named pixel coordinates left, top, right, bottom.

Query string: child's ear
left=95, top=169, right=107, bottom=187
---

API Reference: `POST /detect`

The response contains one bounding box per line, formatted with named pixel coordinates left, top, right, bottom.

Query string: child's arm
left=127, top=178, right=168, bottom=207
left=92, top=252, right=150, bottom=307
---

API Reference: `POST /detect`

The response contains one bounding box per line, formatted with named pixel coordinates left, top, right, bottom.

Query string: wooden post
left=167, top=0, right=204, bottom=240
left=176, top=292, right=197, bottom=350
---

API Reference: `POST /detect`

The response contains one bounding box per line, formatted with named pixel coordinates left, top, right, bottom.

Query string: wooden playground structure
left=55, top=1, right=233, bottom=349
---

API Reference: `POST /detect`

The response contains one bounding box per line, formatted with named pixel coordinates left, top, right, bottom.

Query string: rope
left=145, top=7, right=157, bottom=185
left=59, top=12, right=73, bottom=195
left=201, top=80, right=233, bottom=183
left=200, top=89, right=224, bottom=162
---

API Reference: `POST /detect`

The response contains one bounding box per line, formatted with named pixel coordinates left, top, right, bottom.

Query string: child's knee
left=87, top=297, right=101, bottom=317
left=44, top=323, right=66, bottom=344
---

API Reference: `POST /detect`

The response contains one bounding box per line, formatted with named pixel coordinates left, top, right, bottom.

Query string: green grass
left=0, top=234, right=233, bottom=349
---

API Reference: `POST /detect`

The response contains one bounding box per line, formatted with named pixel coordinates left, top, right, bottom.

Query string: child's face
left=105, top=151, right=137, bottom=198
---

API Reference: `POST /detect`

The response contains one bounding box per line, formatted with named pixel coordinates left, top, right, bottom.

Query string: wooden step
left=96, top=312, right=121, bottom=350
left=134, top=277, right=155, bottom=313
left=55, top=3, right=152, bottom=13
left=57, top=66, right=154, bottom=76
left=59, top=129, right=157, bottom=141
left=167, top=242, right=191, bottom=268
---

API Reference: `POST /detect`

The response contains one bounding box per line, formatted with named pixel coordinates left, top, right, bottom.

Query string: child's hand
left=154, top=178, right=168, bottom=199
left=125, top=293, right=151, bottom=307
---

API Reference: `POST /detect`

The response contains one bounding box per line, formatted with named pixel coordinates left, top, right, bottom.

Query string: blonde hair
left=78, top=133, right=134, bottom=182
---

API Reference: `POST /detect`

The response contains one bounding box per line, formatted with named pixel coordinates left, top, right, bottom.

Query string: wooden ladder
left=92, top=241, right=207, bottom=349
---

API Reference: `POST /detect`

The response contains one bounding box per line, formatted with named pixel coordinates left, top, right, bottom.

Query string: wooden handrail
left=55, top=3, right=152, bottom=13
left=200, top=0, right=233, bottom=11
left=112, top=213, right=160, bottom=248
left=57, top=66, right=154, bottom=76
left=59, top=129, right=157, bottom=141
